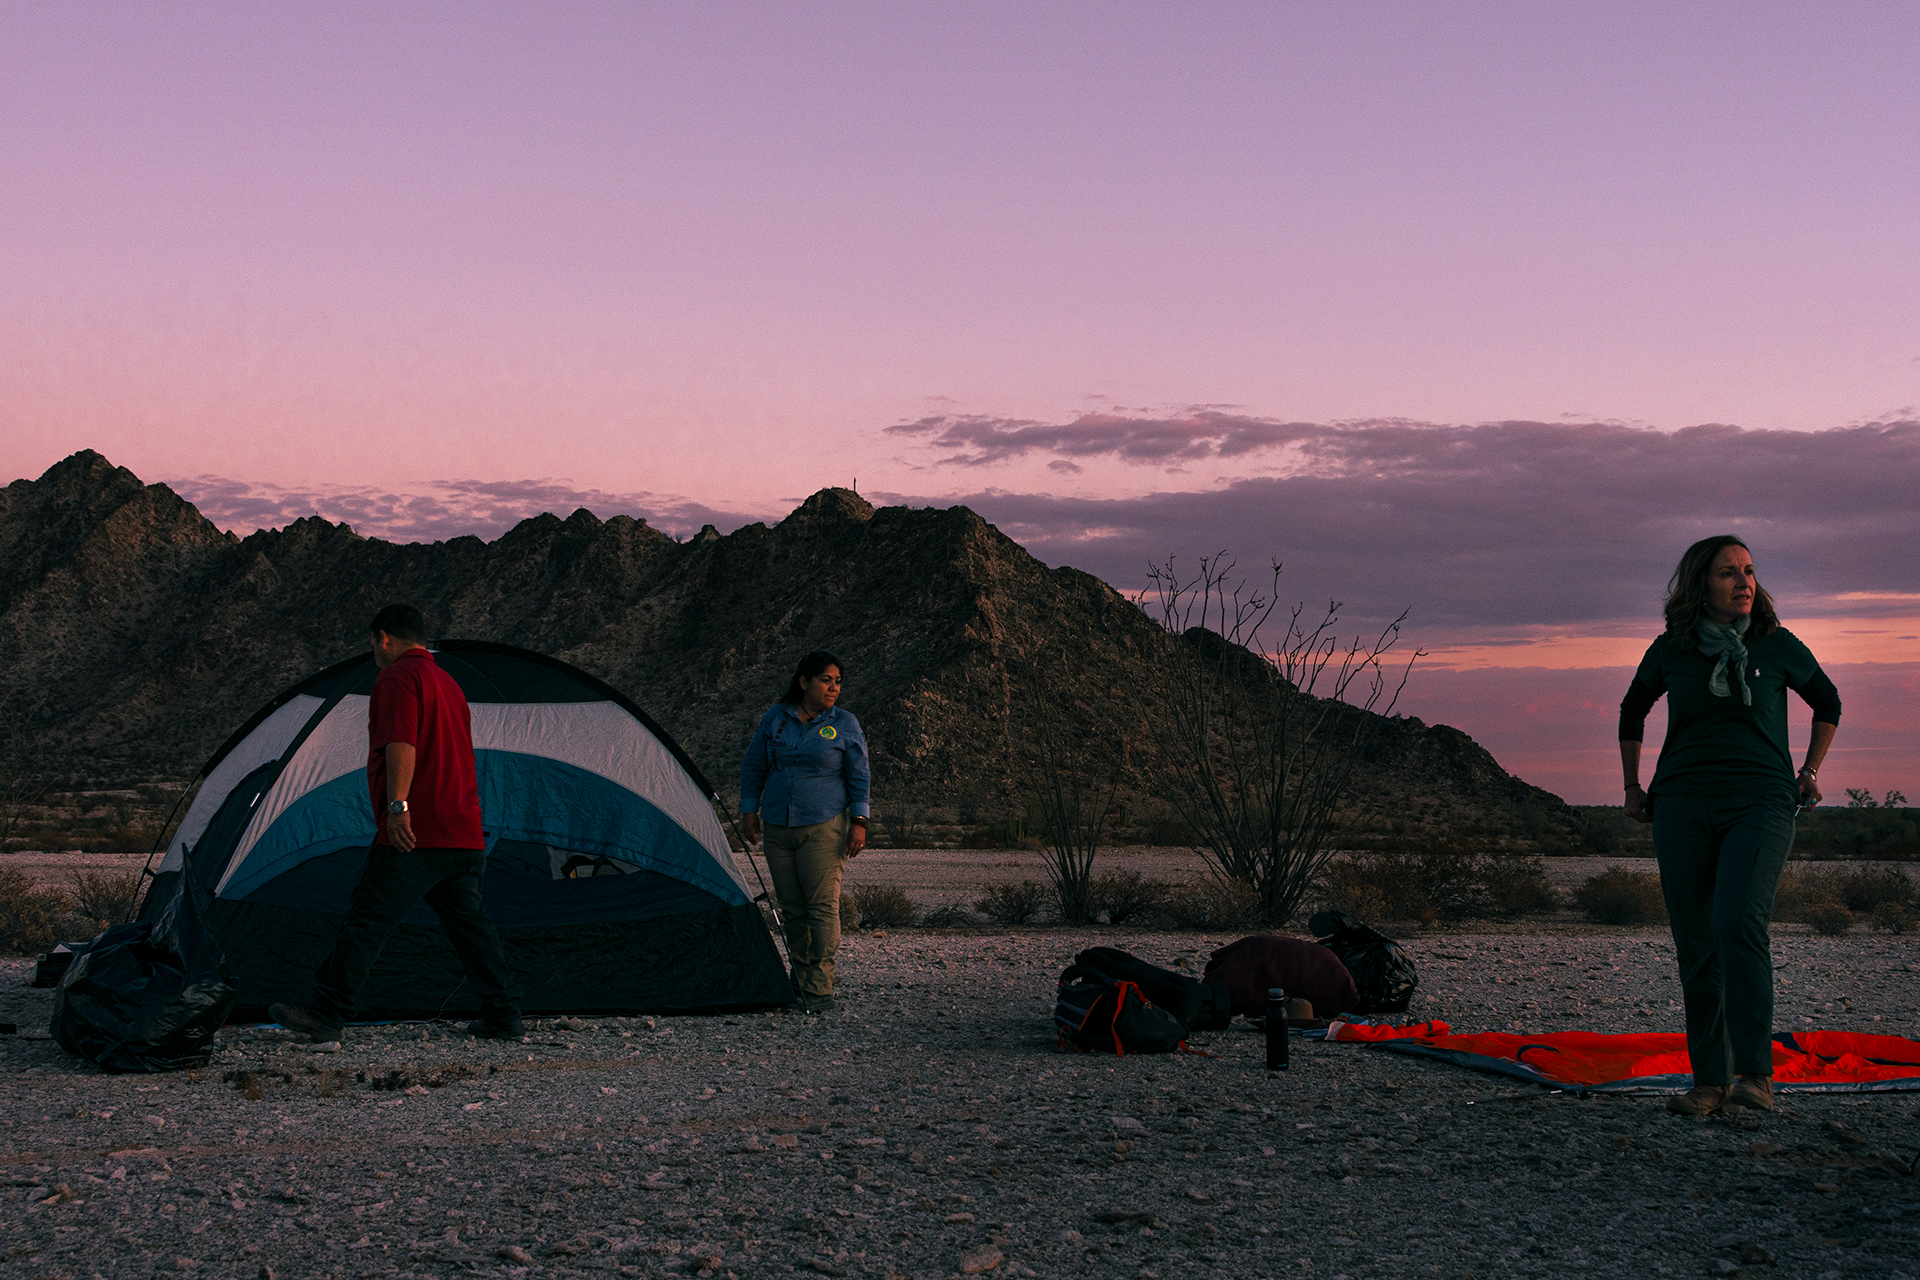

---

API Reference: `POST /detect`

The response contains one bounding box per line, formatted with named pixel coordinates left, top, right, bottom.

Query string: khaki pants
left=763, top=811, right=849, bottom=998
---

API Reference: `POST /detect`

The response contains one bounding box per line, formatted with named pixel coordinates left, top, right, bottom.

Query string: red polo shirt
left=367, top=648, right=484, bottom=849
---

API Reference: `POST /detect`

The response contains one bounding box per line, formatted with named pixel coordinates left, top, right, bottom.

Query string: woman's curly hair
left=1663, top=534, right=1778, bottom=650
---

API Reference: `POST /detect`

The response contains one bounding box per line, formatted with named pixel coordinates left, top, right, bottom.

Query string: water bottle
left=1266, top=986, right=1289, bottom=1070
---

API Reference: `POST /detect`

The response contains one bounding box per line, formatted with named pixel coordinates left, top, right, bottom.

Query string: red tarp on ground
left=1336, top=1027, right=1920, bottom=1094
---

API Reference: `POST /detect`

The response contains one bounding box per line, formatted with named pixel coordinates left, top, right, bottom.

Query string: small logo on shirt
left=818, top=725, right=838, bottom=739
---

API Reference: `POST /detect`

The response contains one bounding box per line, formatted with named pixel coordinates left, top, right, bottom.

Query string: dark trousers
left=311, top=845, right=522, bottom=1024
left=1651, top=791, right=1795, bottom=1086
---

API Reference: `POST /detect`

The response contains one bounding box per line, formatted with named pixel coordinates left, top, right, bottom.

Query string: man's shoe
left=466, top=1014, right=526, bottom=1041
left=1727, top=1076, right=1775, bottom=1112
left=1665, top=1084, right=1727, bottom=1116
left=269, top=1002, right=343, bottom=1044
left=799, top=994, right=836, bottom=1014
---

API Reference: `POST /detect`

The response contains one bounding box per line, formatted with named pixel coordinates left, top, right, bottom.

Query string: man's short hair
left=369, top=603, right=429, bottom=644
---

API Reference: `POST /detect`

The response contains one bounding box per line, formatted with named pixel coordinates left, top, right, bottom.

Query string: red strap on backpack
left=1104, top=981, right=1143, bottom=1057
left=1057, top=979, right=1151, bottom=1057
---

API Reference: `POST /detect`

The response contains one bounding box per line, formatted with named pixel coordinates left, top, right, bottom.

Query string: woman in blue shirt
left=740, top=650, right=872, bottom=1013
left=1619, top=536, right=1840, bottom=1116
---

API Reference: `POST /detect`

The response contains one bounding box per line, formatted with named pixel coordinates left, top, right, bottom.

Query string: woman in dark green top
left=1619, top=535, right=1840, bottom=1116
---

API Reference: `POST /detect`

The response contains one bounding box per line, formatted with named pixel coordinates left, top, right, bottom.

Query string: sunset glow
left=5, top=3, right=1916, bottom=806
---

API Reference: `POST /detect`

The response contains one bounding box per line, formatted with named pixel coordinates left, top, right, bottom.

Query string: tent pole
left=132, top=773, right=203, bottom=922
left=719, top=803, right=792, bottom=974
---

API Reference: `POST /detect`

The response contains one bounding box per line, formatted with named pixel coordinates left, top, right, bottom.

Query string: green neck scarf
left=1697, top=615, right=1752, bottom=706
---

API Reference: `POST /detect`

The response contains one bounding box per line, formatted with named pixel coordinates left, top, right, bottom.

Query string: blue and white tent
left=143, top=640, right=791, bottom=1018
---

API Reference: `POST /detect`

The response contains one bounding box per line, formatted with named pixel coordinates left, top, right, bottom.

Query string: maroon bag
left=1203, top=935, right=1360, bottom=1020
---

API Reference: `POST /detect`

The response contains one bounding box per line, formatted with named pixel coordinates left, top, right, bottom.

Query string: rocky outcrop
left=0, top=452, right=1571, bottom=837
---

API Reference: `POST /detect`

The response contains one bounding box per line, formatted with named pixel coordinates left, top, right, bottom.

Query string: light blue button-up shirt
left=739, top=702, right=871, bottom=826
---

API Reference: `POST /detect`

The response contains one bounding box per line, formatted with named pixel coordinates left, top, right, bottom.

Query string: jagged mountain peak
left=39, top=447, right=135, bottom=488
left=0, top=451, right=1570, bottom=843
left=780, top=487, right=875, bottom=529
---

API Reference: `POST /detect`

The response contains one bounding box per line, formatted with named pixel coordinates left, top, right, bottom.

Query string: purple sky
left=4, top=3, right=1915, bottom=803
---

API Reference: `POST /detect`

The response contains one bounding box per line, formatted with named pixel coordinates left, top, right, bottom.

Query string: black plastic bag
left=51, top=880, right=235, bottom=1073
left=1308, top=909, right=1418, bottom=1013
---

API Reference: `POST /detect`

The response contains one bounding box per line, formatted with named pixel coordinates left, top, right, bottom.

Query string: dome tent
left=142, top=640, right=791, bottom=1019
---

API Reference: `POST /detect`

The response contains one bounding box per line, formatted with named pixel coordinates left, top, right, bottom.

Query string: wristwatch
left=388, top=800, right=408, bottom=815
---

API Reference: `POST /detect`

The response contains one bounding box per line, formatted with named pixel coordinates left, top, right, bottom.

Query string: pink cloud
left=881, top=417, right=1920, bottom=631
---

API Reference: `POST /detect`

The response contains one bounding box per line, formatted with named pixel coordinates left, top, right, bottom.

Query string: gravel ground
left=4, top=926, right=1918, bottom=1280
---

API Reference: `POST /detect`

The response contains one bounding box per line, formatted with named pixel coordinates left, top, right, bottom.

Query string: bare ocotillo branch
left=1141, top=553, right=1421, bottom=925
left=1025, top=649, right=1122, bottom=926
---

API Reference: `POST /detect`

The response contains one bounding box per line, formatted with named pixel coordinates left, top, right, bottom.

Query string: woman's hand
left=1624, top=784, right=1651, bottom=825
left=1798, top=772, right=1823, bottom=808
left=846, top=821, right=867, bottom=859
left=742, top=812, right=762, bottom=846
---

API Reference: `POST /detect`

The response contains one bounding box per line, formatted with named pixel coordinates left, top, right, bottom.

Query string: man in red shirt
left=271, top=605, right=523, bottom=1042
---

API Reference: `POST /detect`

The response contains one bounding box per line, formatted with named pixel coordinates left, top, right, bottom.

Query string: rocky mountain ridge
left=0, top=451, right=1571, bottom=841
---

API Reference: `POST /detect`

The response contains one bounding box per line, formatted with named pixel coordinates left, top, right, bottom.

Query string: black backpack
left=1308, top=909, right=1418, bottom=1013
left=1072, top=946, right=1233, bottom=1034
left=1054, top=971, right=1187, bottom=1056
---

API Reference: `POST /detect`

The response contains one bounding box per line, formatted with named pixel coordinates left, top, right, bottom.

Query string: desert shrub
left=97, top=823, right=161, bottom=854
left=1319, top=877, right=1389, bottom=924
left=1087, top=871, right=1171, bottom=925
left=883, top=802, right=926, bottom=850
left=1773, top=866, right=1831, bottom=922
left=1319, top=850, right=1560, bottom=922
left=1572, top=866, right=1668, bottom=925
left=1772, top=864, right=1910, bottom=920
left=959, top=817, right=1040, bottom=851
left=1480, top=856, right=1561, bottom=916
left=920, top=903, right=971, bottom=927
left=1802, top=899, right=1853, bottom=936
left=1158, top=878, right=1262, bottom=930
left=1829, top=865, right=1914, bottom=911
left=0, top=867, right=76, bottom=955
left=1794, top=805, right=1920, bottom=861
left=1318, top=848, right=1487, bottom=922
left=70, top=868, right=144, bottom=922
left=1322, top=855, right=1399, bottom=919
left=846, top=883, right=917, bottom=928
left=1578, top=809, right=1625, bottom=854
left=1140, top=812, right=1198, bottom=846
left=837, top=892, right=861, bottom=931
left=1871, top=901, right=1916, bottom=934
left=975, top=880, right=1048, bottom=925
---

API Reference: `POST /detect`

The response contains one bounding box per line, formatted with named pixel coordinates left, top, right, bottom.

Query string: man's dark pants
left=1651, top=790, right=1795, bottom=1087
left=311, top=845, right=522, bottom=1025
